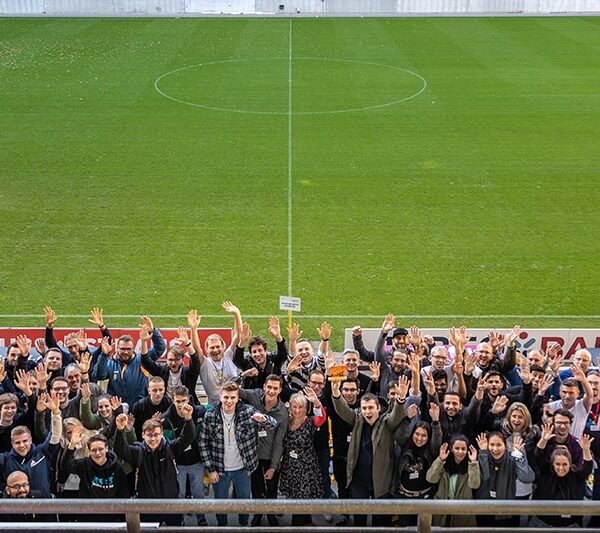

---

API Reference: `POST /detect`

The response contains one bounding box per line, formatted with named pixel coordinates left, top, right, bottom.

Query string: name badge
left=561, top=515, right=571, bottom=519
left=590, top=425, right=599, bottom=432
left=489, top=491, right=496, bottom=498
left=347, top=435, right=352, bottom=443
left=258, top=430, right=267, bottom=437
left=409, top=472, right=419, bottom=480
left=290, top=450, right=298, bottom=459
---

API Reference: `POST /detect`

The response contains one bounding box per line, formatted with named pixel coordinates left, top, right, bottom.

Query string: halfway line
left=287, top=18, right=293, bottom=297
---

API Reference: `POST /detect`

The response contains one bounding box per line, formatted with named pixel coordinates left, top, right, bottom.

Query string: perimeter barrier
left=0, top=498, right=599, bottom=533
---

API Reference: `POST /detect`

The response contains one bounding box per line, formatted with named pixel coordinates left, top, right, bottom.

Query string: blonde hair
left=288, top=392, right=308, bottom=417
left=502, top=402, right=535, bottom=440
left=61, top=417, right=98, bottom=455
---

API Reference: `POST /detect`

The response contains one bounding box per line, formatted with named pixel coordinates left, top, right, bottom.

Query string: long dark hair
left=445, top=434, right=470, bottom=475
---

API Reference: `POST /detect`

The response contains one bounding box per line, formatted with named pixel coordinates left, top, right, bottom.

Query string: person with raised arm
left=331, top=375, right=409, bottom=526
left=351, top=314, right=410, bottom=362
left=191, top=304, right=242, bottom=403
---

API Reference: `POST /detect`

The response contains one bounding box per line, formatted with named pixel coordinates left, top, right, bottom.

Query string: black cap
left=392, top=327, right=408, bottom=338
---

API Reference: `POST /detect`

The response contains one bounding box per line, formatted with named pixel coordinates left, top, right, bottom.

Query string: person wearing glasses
left=113, top=403, right=195, bottom=526
left=0, top=471, right=50, bottom=522
left=94, top=317, right=166, bottom=407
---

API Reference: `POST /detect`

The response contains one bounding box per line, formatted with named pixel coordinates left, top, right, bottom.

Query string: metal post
left=126, top=512, right=141, bottom=533
left=417, top=512, right=432, bottom=533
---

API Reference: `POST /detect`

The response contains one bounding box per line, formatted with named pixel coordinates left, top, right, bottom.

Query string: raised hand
left=407, top=403, right=419, bottom=419
left=75, top=329, right=87, bottom=351
left=101, top=336, right=114, bottom=355
left=381, top=314, right=396, bottom=334
left=408, top=352, right=420, bottom=374
left=317, top=322, right=332, bottom=341
left=571, top=361, right=586, bottom=382
left=187, top=309, right=200, bottom=329
left=125, top=414, right=135, bottom=432
left=268, top=317, right=282, bottom=340
left=537, top=373, right=555, bottom=396
left=36, top=393, right=49, bottom=412
left=476, top=433, right=488, bottom=451
left=89, top=307, right=105, bottom=328
left=139, top=316, right=154, bottom=334
left=352, top=325, right=363, bottom=337
left=369, top=361, right=381, bottom=382
left=46, top=391, right=60, bottom=414
left=239, top=323, right=252, bottom=346
left=397, top=375, right=409, bottom=400
left=464, top=351, right=478, bottom=375
left=580, top=434, right=594, bottom=452
left=115, top=413, right=128, bottom=431
left=16, top=335, right=32, bottom=357
left=180, top=403, right=194, bottom=421
left=468, top=444, right=478, bottom=462
left=110, top=396, right=122, bottom=411
left=0, top=361, right=5, bottom=383
left=331, top=378, right=341, bottom=397
left=222, top=301, right=240, bottom=315
left=303, top=386, right=319, bottom=405
left=44, top=306, right=57, bottom=328
left=77, top=352, right=91, bottom=375
left=14, top=369, right=32, bottom=396
left=423, top=373, right=435, bottom=396
left=69, top=426, right=84, bottom=448
left=35, top=362, right=49, bottom=389
left=287, top=323, right=302, bottom=343
left=324, top=351, right=336, bottom=371
left=34, top=338, right=47, bottom=356
left=439, top=442, right=450, bottom=461
left=176, top=326, right=190, bottom=346
left=409, top=326, right=423, bottom=348
left=487, top=331, right=504, bottom=352
left=429, top=402, right=440, bottom=422
left=286, top=354, right=303, bottom=374
left=139, top=323, right=151, bottom=342
left=491, top=395, right=509, bottom=415
left=540, top=421, right=555, bottom=443
left=519, top=356, right=531, bottom=384
left=475, top=375, right=488, bottom=399
left=505, top=325, right=521, bottom=347
left=511, top=434, right=524, bottom=454
left=81, top=382, right=91, bottom=402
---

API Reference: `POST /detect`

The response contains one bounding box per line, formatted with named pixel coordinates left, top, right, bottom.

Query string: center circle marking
left=154, top=57, right=427, bottom=115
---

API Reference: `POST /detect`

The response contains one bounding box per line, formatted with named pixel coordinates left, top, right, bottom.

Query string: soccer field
left=1, top=16, right=599, bottom=343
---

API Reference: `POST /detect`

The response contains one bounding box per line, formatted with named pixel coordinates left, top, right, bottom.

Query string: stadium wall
left=1, top=0, right=599, bottom=15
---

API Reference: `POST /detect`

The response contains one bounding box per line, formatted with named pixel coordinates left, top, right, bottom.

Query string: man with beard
left=284, top=322, right=329, bottom=393
left=352, top=314, right=410, bottom=362
left=238, top=375, right=288, bottom=526
left=0, top=471, right=50, bottom=522
left=190, top=305, right=241, bottom=404
left=538, top=409, right=584, bottom=470
left=94, top=317, right=166, bottom=407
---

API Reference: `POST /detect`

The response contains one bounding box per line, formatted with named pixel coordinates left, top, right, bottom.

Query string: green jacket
left=332, top=394, right=406, bottom=498
left=425, top=456, right=481, bottom=527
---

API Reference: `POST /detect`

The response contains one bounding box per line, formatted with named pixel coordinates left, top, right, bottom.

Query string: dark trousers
left=316, top=446, right=333, bottom=498
left=332, top=455, right=349, bottom=499
left=350, top=482, right=390, bottom=526
left=251, top=458, right=279, bottom=523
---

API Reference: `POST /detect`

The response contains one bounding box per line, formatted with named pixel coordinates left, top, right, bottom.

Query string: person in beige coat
left=331, top=375, right=408, bottom=526
left=425, top=434, right=481, bottom=527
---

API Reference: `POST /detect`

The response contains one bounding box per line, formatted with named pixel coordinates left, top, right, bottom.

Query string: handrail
left=0, top=498, right=598, bottom=533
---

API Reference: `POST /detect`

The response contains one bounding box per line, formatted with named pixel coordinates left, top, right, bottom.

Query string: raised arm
left=222, top=301, right=243, bottom=349
left=187, top=309, right=206, bottom=365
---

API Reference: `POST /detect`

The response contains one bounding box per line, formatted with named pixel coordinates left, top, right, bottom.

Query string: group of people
left=0, top=305, right=598, bottom=528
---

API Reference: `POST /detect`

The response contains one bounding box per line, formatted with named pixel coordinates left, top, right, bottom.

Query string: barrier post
left=126, top=512, right=141, bottom=533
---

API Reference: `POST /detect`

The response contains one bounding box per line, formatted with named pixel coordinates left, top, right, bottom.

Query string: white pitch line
left=287, top=18, right=293, bottom=297
left=1, top=314, right=599, bottom=319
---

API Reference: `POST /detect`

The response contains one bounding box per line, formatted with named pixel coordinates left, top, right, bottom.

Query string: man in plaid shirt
left=199, top=382, right=277, bottom=526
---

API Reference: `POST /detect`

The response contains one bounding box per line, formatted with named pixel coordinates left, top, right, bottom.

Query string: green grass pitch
left=0, top=16, right=599, bottom=345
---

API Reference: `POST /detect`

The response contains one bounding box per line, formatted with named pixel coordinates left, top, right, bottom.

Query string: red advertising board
left=0, top=327, right=232, bottom=359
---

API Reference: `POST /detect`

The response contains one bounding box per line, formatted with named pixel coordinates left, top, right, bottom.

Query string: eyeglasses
left=8, top=482, right=29, bottom=490
left=144, top=432, right=162, bottom=439
left=52, top=386, right=69, bottom=392
left=309, top=381, right=325, bottom=387
left=89, top=447, right=106, bottom=453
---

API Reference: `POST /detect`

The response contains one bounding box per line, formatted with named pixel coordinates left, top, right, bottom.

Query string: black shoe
left=250, top=515, right=263, bottom=527
left=267, top=516, right=279, bottom=526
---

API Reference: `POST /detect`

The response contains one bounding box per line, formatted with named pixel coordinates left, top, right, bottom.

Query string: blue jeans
left=177, top=463, right=206, bottom=524
left=213, top=468, right=251, bottom=526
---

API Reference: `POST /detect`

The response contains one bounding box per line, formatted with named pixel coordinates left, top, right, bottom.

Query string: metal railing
left=0, top=498, right=599, bottom=533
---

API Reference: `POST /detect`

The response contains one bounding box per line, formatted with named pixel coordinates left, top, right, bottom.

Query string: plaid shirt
left=199, top=401, right=276, bottom=475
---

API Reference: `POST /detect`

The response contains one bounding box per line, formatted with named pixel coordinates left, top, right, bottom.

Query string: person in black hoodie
left=161, top=385, right=207, bottom=526
left=130, top=376, right=172, bottom=438
left=114, top=404, right=195, bottom=526
left=61, top=433, right=129, bottom=521
left=1, top=470, right=53, bottom=522
left=531, top=426, right=594, bottom=527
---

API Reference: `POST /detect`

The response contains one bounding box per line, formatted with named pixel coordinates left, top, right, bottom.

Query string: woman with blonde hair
left=278, top=388, right=327, bottom=526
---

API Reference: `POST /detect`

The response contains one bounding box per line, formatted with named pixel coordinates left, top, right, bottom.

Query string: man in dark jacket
left=131, top=376, right=172, bottom=438
left=1, top=470, right=52, bottom=522
left=114, top=404, right=195, bottom=526
left=61, top=433, right=128, bottom=521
